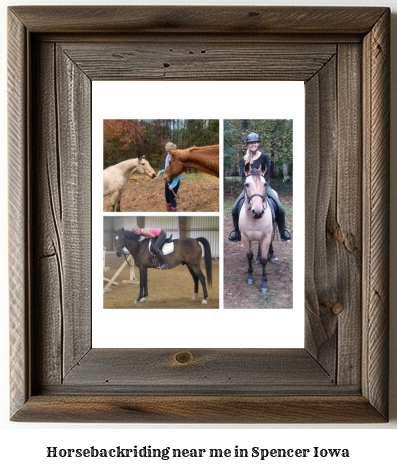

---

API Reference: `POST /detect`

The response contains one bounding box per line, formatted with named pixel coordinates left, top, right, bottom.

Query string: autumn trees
left=104, top=119, right=219, bottom=169
left=224, top=120, right=293, bottom=178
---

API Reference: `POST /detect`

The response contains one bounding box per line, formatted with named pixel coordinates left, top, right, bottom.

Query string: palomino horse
left=164, top=145, right=219, bottom=180
left=114, top=228, right=213, bottom=304
left=239, top=161, right=274, bottom=294
left=103, top=156, right=156, bottom=212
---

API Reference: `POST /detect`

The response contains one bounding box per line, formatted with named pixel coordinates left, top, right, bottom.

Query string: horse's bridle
left=244, top=173, right=268, bottom=210
left=115, top=233, right=133, bottom=266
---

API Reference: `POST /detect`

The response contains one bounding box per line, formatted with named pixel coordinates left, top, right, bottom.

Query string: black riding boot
left=155, top=251, right=168, bottom=270
left=277, top=212, right=291, bottom=241
left=228, top=210, right=241, bottom=242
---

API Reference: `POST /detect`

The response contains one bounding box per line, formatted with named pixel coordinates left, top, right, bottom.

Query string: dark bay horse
left=239, top=161, right=274, bottom=294
left=114, top=228, right=213, bottom=304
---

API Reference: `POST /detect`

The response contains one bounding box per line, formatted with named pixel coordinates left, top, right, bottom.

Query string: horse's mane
left=122, top=229, right=150, bottom=246
left=113, top=156, right=150, bottom=169
left=170, top=145, right=218, bottom=159
left=122, top=229, right=140, bottom=242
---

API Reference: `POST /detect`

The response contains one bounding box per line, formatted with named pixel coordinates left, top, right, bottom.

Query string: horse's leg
left=240, top=235, right=254, bottom=285
left=189, top=264, right=208, bottom=304
left=268, top=243, right=276, bottom=263
left=116, top=193, right=121, bottom=212
left=186, top=265, right=199, bottom=302
left=255, top=245, right=261, bottom=264
left=110, top=191, right=119, bottom=212
left=135, top=267, right=148, bottom=303
left=246, top=251, right=254, bottom=285
left=259, top=241, right=270, bottom=295
left=116, top=189, right=124, bottom=212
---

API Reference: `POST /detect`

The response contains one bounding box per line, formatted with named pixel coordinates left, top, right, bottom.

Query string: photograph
left=103, top=215, right=219, bottom=309
left=103, top=119, right=219, bottom=212
left=224, top=120, right=294, bottom=309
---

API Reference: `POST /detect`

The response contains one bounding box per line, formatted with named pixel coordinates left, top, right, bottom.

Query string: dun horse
left=103, top=156, right=156, bottom=212
left=114, top=228, right=213, bottom=304
left=239, top=161, right=274, bottom=294
left=164, top=145, right=219, bottom=180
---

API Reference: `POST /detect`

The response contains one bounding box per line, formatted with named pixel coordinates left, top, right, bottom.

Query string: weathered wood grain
left=11, top=396, right=385, bottom=424
left=59, top=43, right=336, bottom=81
left=8, top=6, right=390, bottom=423
left=8, top=6, right=387, bottom=34
left=335, top=44, right=363, bottom=386
left=362, top=9, right=390, bottom=419
left=63, top=349, right=333, bottom=389
left=56, top=44, right=92, bottom=376
left=305, top=56, right=338, bottom=378
left=8, top=9, right=29, bottom=419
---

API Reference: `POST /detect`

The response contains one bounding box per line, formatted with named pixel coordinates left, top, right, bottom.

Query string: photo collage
left=102, top=119, right=293, bottom=311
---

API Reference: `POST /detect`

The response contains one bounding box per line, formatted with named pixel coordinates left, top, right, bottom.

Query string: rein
left=121, top=250, right=135, bottom=267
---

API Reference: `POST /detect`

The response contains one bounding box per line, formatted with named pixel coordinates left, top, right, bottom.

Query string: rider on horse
left=132, top=226, right=168, bottom=269
left=228, top=132, right=291, bottom=243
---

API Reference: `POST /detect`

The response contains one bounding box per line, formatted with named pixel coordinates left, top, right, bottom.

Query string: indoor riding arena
left=103, top=215, right=219, bottom=309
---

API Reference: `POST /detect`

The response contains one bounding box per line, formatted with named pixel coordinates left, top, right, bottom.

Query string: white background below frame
left=92, top=81, right=305, bottom=348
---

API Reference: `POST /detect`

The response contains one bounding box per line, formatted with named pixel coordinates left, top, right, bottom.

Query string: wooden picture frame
left=8, top=6, right=390, bottom=423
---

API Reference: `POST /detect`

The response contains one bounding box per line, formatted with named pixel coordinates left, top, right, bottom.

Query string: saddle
left=237, top=196, right=276, bottom=223
left=148, top=235, right=174, bottom=256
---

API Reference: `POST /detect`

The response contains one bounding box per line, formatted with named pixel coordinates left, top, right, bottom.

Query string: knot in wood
left=331, top=302, right=344, bottom=316
left=333, top=225, right=344, bottom=244
left=174, top=351, right=194, bottom=365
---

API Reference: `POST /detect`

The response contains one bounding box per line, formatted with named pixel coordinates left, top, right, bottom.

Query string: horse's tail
left=196, top=237, right=212, bottom=287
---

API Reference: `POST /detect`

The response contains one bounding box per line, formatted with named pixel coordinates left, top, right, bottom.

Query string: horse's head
left=114, top=228, right=126, bottom=257
left=244, top=162, right=267, bottom=219
left=137, top=156, right=156, bottom=179
left=164, top=156, right=185, bottom=182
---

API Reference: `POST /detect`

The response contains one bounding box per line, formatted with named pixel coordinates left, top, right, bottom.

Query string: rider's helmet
left=246, top=132, right=260, bottom=144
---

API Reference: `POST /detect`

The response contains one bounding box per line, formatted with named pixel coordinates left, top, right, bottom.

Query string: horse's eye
left=245, top=183, right=249, bottom=187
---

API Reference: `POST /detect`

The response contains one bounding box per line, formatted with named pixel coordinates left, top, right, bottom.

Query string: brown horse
left=103, top=156, right=156, bottom=212
left=114, top=228, right=213, bottom=304
left=164, top=145, right=219, bottom=180
left=239, top=161, right=274, bottom=294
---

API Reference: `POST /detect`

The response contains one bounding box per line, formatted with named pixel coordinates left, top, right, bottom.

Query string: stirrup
left=157, top=264, right=168, bottom=270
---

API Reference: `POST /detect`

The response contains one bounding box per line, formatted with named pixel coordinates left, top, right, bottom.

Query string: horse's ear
left=244, top=162, right=251, bottom=176
left=138, top=156, right=142, bottom=161
left=260, top=162, right=267, bottom=176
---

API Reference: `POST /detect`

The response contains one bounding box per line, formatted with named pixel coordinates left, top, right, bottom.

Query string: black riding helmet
left=246, top=132, right=260, bottom=144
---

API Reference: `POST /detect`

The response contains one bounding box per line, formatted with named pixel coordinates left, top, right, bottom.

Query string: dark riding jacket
left=241, top=152, right=271, bottom=184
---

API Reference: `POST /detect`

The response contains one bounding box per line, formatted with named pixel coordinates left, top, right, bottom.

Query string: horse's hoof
left=202, top=299, right=208, bottom=304
left=135, top=298, right=146, bottom=304
left=247, top=279, right=254, bottom=285
left=190, top=293, right=198, bottom=302
left=260, top=288, right=268, bottom=295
